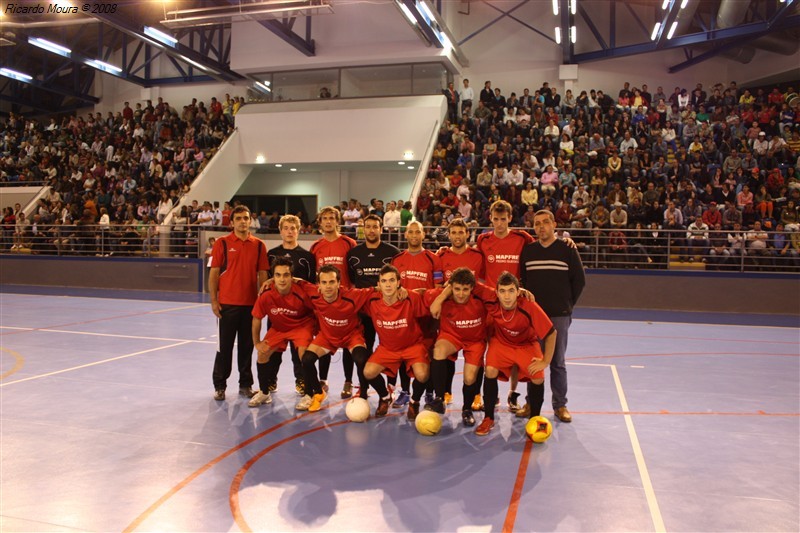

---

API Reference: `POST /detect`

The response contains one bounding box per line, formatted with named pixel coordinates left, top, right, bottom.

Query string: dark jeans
left=212, top=304, right=255, bottom=390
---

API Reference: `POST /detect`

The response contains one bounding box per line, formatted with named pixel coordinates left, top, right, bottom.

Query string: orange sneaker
left=474, top=417, right=495, bottom=436
left=308, top=390, right=327, bottom=412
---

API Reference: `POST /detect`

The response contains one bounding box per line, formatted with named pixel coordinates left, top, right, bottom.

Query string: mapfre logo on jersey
left=500, top=326, right=521, bottom=336
left=454, top=318, right=482, bottom=329
left=492, top=254, right=518, bottom=263
left=270, top=307, right=297, bottom=316
left=322, top=256, right=344, bottom=265
left=377, top=318, right=408, bottom=330
left=401, top=270, right=428, bottom=282
left=323, top=316, right=349, bottom=327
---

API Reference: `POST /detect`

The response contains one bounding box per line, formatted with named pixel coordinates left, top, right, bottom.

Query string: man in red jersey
left=249, top=257, right=315, bottom=407
left=295, top=265, right=393, bottom=415
left=471, top=272, right=556, bottom=436
left=476, top=200, right=533, bottom=412
left=425, top=267, right=489, bottom=427
left=363, top=265, right=433, bottom=421
left=435, top=218, right=485, bottom=408
left=209, top=205, right=269, bottom=401
left=310, top=206, right=358, bottom=399
left=390, top=220, right=443, bottom=407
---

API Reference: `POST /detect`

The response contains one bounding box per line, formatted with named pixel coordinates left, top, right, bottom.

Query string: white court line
left=610, top=364, right=666, bottom=533
left=567, top=362, right=613, bottom=367
left=148, top=304, right=208, bottom=314
left=0, top=326, right=215, bottom=344
left=0, top=341, right=191, bottom=387
left=577, top=317, right=798, bottom=330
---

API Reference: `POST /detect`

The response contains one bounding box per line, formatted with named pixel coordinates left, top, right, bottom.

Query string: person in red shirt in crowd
left=390, top=221, right=443, bottom=407
left=221, top=202, right=232, bottom=228
left=435, top=218, right=485, bottom=409
left=294, top=265, right=391, bottom=414
left=424, top=267, right=489, bottom=427
left=310, top=206, right=358, bottom=399
left=476, top=200, right=533, bottom=412
left=702, top=202, right=722, bottom=227
left=440, top=191, right=459, bottom=209
left=209, top=205, right=269, bottom=401
left=466, top=272, right=556, bottom=436
left=249, top=257, right=315, bottom=407
left=363, top=265, right=433, bottom=420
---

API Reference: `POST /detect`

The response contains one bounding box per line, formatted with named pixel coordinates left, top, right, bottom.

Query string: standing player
left=209, top=205, right=269, bottom=401
left=249, top=257, right=315, bottom=407
left=296, top=265, right=390, bottom=413
left=363, top=265, right=432, bottom=421
left=425, top=267, right=489, bottom=427
left=472, top=273, right=557, bottom=436
left=520, top=209, right=585, bottom=423
left=347, top=214, right=400, bottom=400
left=476, top=200, right=533, bottom=412
left=265, top=214, right=316, bottom=396
left=310, top=206, right=358, bottom=399
left=436, top=218, right=485, bottom=407
left=390, top=220, right=443, bottom=407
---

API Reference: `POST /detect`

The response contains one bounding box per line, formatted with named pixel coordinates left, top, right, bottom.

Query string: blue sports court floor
left=1, top=285, right=798, bottom=532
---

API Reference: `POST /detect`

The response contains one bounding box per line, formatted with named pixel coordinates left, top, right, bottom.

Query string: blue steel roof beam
left=572, top=13, right=800, bottom=63
left=0, top=76, right=100, bottom=105
left=623, top=2, right=650, bottom=40
left=655, top=0, right=682, bottom=48
left=481, top=0, right=557, bottom=43
left=457, top=1, right=527, bottom=45
left=767, top=0, right=797, bottom=29
left=218, top=0, right=314, bottom=56
left=577, top=3, right=607, bottom=50
left=85, top=11, right=245, bottom=81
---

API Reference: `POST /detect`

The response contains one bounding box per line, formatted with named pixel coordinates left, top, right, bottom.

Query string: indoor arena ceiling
left=1, top=0, right=798, bottom=115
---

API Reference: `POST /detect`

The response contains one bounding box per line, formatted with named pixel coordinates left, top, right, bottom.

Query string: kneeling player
left=250, top=257, right=316, bottom=407
left=363, top=265, right=432, bottom=421
left=473, top=272, right=557, bottom=436
left=425, top=267, right=488, bottom=426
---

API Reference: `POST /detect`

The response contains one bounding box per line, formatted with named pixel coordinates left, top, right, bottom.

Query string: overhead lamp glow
left=29, top=37, right=72, bottom=57
left=651, top=22, right=661, bottom=40
left=554, top=27, right=562, bottom=44
left=398, top=161, right=406, bottom=165
left=403, top=151, right=414, bottom=160
left=407, top=166, right=415, bottom=170
left=397, top=1, right=417, bottom=25
left=290, top=168, right=297, bottom=172
left=440, top=33, right=452, bottom=52
left=181, top=55, right=209, bottom=72
left=570, top=26, right=576, bottom=43
left=680, top=0, right=689, bottom=7
left=416, top=0, right=435, bottom=23
left=275, top=164, right=283, bottom=168
left=255, top=81, right=271, bottom=93
left=570, top=0, right=576, bottom=15
left=0, top=67, right=33, bottom=82
left=86, top=59, right=122, bottom=74
left=667, top=21, right=678, bottom=39
left=144, top=26, right=178, bottom=46
left=255, top=155, right=265, bottom=164
left=552, top=0, right=558, bottom=15
left=661, top=0, right=670, bottom=9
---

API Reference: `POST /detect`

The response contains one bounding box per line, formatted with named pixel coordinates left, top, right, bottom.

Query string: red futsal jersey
left=436, top=246, right=485, bottom=282
left=476, top=230, right=533, bottom=287
left=298, top=281, right=376, bottom=340
left=391, top=249, right=444, bottom=290
left=363, top=292, right=430, bottom=351
left=474, top=283, right=554, bottom=347
left=210, top=232, right=269, bottom=305
left=251, top=284, right=314, bottom=331
left=424, top=288, right=489, bottom=345
left=310, top=234, right=358, bottom=288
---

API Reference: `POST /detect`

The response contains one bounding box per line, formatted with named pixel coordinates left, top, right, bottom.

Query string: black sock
left=399, top=362, right=411, bottom=392
left=318, top=353, right=331, bottom=381
left=462, top=380, right=477, bottom=410
left=474, top=367, right=484, bottom=397
left=387, top=374, right=397, bottom=388
left=370, top=376, right=389, bottom=398
left=350, top=346, right=371, bottom=398
left=290, top=344, right=302, bottom=380
left=446, top=359, right=456, bottom=394
left=256, top=362, right=270, bottom=392
left=431, top=359, right=447, bottom=399
left=264, top=352, right=281, bottom=385
left=483, top=377, right=498, bottom=420
left=342, top=348, right=354, bottom=382
left=302, top=352, right=321, bottom=395
left=527, top=382, right=545, bottom=418
left=411, top=378, right=426, bottom=402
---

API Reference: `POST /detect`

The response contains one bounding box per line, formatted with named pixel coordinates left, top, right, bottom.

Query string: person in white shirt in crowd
left=459, top=79, right=475, bottom=117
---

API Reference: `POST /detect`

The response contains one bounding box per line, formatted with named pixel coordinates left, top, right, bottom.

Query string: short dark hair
left=231, top=205, right=251, bottom=218
left=363, top=214, right=383, bottom=227
left=379, top=264, right=400, bottom=281
left=272, top=256, right=294, bottom=271
left=448, top=218, right=468, bottom=230
left=496, top=271, right=519, bottom=289
left=490, top=200, right=513, bottom=215
left=318, top=264, right=341, bottom=282
left=450, top=267, right=476, bottom=287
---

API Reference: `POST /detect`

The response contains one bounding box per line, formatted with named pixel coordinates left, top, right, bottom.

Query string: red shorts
left=370, top=344, right=429, bottom=379
left=264, top=325, right=315, bottom=353
left=485, top=338, right=544, bottom=382
left=437, top=333, right=486, bottom=367
left=310, top=329, right=366, bottom=354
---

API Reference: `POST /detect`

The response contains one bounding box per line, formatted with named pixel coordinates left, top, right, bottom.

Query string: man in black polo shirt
left=347, top=214, right=400, bottom=399
left=519, top=209, right=585, bottom=422
left=264, top=214, right=317, bottom=396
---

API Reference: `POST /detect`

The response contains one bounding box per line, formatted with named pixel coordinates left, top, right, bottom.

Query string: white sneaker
left=295, top=394, right=312, bottom=411
left=248, top=391, right=272, bottom=407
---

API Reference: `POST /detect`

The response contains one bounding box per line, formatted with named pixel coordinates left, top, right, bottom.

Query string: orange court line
left=122, top=399, right=348, bottom=532
left=502, top=438, right=534, bottom=533
left=568, top=351, right=798, bottom=361
left=230, top=420, right=352, bottom=532
left=572, top=410, right=800, bottom=416
left=0, top=347, right=25, bottom=380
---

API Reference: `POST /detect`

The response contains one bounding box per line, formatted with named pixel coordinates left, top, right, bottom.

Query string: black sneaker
left=461, top=409, right=475, bottom=427
left=239, top=386, right=257, bottom=398
left=407, top=400, right=420, bottom=421
left=213, top=389, right=225, bottom=401
left=508, top=392, right=521, bottom=412
left=424, top=398, right=445, bottom=414
left=424, top=392, right=434, bottom=405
